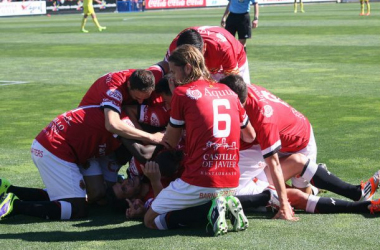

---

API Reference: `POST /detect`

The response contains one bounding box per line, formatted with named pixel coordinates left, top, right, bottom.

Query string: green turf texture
left=1, top=3, right=380, bottom=249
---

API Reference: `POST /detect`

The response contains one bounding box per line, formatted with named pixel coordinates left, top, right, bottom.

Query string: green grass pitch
left=0, top=3, right=380, bottom=249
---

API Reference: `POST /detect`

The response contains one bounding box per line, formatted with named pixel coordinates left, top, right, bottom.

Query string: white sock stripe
left=306, top=195, right=320, bottom=213
left=154, top=213, right=168, bottom=230
left=301, top=161, right=319, bottom=182
left=59, top=201, right=72, bottom=220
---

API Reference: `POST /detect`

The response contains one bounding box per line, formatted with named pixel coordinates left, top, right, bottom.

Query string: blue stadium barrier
left=117, top=0, right=141, bottom=12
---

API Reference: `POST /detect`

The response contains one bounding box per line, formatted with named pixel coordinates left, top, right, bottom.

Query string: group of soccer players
left=1, top=25, right=380, bottom=236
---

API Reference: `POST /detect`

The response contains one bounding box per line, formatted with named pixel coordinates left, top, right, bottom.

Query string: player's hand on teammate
left=141, top=161, right=161, bottom=183
left=150, top=132, right=164, bottom=144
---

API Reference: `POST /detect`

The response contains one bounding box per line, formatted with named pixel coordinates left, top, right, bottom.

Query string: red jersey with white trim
left=241, top=84, right=311, bottom=158
left=165, top=26, right=246, bottom=77
left=169, top=80, right=249, bottom=188
left=35, top=106, right=121, bottom=165
left=138, top=104, right=170, bottom=127
left=78, top=66, right=164, bottom=113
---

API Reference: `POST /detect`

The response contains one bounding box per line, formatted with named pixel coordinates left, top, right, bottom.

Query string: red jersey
left=79, top=66, right=164, bottom=113
left=165, top=26, right=246, bottom=76
left=35, top=106, right=121, bottom=165
left=241, top=84, right=311, bottom=157
left=138, top=104, right=170, bottom=128
left=169, top=80, right=249, bottom=188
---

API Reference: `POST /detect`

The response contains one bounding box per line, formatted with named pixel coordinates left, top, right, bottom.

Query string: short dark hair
left=155, top=150, right=183, bottom=177
left=177, top=29, right=204, bottom=52
left=128, top=69, right=155, bottom=92
left=154, top=75, right=171, bottom=96
left=219, top=74, right=248, bottom=104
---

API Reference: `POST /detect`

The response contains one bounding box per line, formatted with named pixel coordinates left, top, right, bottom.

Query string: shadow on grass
left=0, top=223, right=211, bottom=242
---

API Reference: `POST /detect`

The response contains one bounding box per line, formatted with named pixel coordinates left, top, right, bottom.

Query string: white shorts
left=235, top=171, right=269, bottom=195
left=31, top=140, right=86, bottom=201
left=279, top=125, right=318, bottom=188
left=80, top=153, right=121, bottom=183
left=151, top=178, right=236, bottom=215
left=238, top=144, right=266, bottom=188
left=239, top=59, right=251, bottom=84
left=210, top=58, right=250, bottom=84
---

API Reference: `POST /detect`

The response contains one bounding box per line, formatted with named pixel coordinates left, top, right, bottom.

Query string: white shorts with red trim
left=151, top=178, right=236, bottom=215
left=239, top=59, right=250, bottom=84
left=31, top=140, right=86, bottom=201
left=279, top=126, right=318, bottom=188
left=238, top=144, right=266, bottom=187
left=236, top=170, right=270, bottom=195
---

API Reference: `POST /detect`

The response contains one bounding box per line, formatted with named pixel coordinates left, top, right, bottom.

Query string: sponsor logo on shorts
left=31, top=147, right=44, bottom=158
left=199, top=189, right=235, bottom=199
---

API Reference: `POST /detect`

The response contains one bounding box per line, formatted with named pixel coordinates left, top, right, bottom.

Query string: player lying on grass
left=144, top=152, right=380, bottom=231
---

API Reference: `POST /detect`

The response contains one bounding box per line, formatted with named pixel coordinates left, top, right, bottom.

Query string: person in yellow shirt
left=359, top=0, right=370, bottom=16
left=294, top=0, right=304, bottom=13
left=81, top=0, right=106, bottom=33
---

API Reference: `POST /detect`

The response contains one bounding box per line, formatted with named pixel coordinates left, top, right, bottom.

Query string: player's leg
left=81, top=14, right=89, bottom=32
left=360, top=0, right=365, bottom=15
left=91, top=13, right=106, bottom=31
left=300, top=0, right=304, bottom=13
left=286, top=188, right=374, bottom=214
left=365, top=0, right=371, bottom=15
left=144, top=178, right=233, bottom=236
left=2, top=141, right=88, bottom=220
left=297, top=159, right=380, bottom=201
left=7, top=185, right=50, bottom=201
left=294, top=0, right=298, bottom=13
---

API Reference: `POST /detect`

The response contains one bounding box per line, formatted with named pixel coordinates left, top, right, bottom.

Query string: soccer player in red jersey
left=157, top=26, right=250, bottom=84
left=79, top=67, right=165, bottom=145
left=0, top=106, right=128, bottom=220
left=219, top=74, right=380, bottom=220
left=143, top=45, right=255, bottom=235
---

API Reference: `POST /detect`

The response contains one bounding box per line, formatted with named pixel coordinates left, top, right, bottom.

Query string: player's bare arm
left=252, top=3, right=259, bottom=28
left=162, top=124, right=182, bottom=149
left=265, top=153, right=299, bottom=221
left=141, top=161, right=163, bottom=197
left=104, top=108, right=164, bottom=144
left=221, top=2, right=231, bottom=27
left=120, top=138, right=157, bottom=163
left=123, top=105, right=143, bottom=130
left=241, top=121, right=256, bottom=143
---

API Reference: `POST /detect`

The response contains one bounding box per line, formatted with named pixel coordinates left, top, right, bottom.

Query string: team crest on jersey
left=106, top=89, right=122, bottom=102
left=150, top=113, right=160, bottom=127
left=186, top=88, right=202, bottom=100
left=262, top=105, right=273, bottom=118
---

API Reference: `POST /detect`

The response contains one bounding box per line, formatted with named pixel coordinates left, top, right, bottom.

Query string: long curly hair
left=168, top=44, right=214, bottom=85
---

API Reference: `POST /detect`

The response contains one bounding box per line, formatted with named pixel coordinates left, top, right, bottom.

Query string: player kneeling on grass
left=0, top=102, right=164, bottom=221
left=143, top=44, right=256, bottom=236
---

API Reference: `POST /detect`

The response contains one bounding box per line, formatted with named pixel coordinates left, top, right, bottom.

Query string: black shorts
left=225, top=12, right=252, bottom=40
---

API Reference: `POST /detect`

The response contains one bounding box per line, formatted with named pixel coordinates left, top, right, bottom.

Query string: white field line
left=0, top=81, right=29, bottom=86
